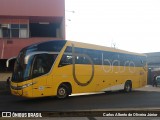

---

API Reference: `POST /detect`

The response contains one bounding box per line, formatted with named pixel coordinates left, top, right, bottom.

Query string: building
left=146, top=52, right=160, bottom=84
left=0, top=0, right=65, bottom=71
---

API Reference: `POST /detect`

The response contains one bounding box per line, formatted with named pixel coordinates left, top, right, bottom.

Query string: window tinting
left=59, top=46, right=146, bottom=67
left=2, top=28, right=10, bottom=38
left=11, top=24, right=19, bottom=29
left=59, top=54, right=72, bottom=67
left=65, top=46, right=72, bottom=52
left=75, top=56, right=90, bottom=64
left=31, top=54, right=57, bottom=78
left=20, top=24, right=28, bottom=28
left=11, top=29, right=19, bottom=37
left=1, top=23, right=28, bottom=38
left=64, top=46, right=102, bottom=65
left=37, top=40, right=66, bottom=52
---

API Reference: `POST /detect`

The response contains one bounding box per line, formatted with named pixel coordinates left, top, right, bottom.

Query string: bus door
left=31, top=54, right=49, bottom=97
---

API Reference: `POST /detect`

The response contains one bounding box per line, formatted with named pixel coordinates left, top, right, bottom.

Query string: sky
left=65, top=0, right=160, bottom=53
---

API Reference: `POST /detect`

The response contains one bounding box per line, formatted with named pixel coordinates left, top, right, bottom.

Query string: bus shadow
left=16, top=89, right=158, bottom=103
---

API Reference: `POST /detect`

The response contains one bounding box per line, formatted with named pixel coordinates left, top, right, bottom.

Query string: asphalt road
left=0, top=86, right=160, bottom=112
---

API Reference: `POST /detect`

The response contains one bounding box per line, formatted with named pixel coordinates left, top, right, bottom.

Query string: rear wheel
left=57, top=85, right=69, bottom=99
left=124, top=81, right=132, bottom=92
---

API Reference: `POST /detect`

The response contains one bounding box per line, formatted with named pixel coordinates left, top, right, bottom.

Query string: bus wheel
left=124, top=81, right=132, bottom=93
left=57, top=85, right=69, bottom=99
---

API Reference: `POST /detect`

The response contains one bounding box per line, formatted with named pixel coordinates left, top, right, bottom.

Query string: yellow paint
left=10, top=40, right=147, bottom=98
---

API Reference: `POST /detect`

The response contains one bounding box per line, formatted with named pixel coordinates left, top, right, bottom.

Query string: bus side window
left=90, top=51, right=101, bottom=65
left=75, top=56, right=90, bottom=64
left=59, top=54, right=72, bottom=67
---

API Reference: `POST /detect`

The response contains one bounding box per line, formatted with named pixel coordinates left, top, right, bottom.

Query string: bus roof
left=67, top=40, right=146, bottom=57
left=22, top=40, right=146, bottom=57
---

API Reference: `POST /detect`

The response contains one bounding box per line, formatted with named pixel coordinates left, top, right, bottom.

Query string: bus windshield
left=12, top=40, right=66, bottom=82
left=12, top=49, right=27, bottom=82
left=12, top=53, right=58, bottom=82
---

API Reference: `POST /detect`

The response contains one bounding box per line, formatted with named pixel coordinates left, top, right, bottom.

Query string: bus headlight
left=11, top=82, right=36, bottom=90
left=21, top=82, right=35, bottom=89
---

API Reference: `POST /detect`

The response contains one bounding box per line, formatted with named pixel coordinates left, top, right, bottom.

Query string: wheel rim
left=58, top=87, right=66, bottom=96
left=57, top=86, right=68, bottom=98
left=125, top=84, right=131, bottom=92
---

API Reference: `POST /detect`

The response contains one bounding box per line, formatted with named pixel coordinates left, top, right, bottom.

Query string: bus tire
left=124, top=81, right=132, bottom=93
left=57, top=85, right=69, bottom=99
